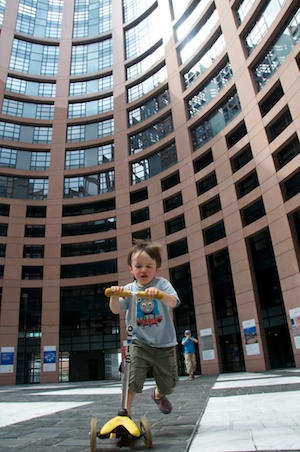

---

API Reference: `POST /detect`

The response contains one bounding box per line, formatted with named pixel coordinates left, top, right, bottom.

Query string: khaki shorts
left=128, top=340, right=178, bottom=395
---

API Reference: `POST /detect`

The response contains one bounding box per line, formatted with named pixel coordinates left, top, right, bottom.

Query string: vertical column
left=40, top=0, right=74, bottom=383
left=111, top=0, right=131, bottom=281
left=0, top=0, right=21, bottom=385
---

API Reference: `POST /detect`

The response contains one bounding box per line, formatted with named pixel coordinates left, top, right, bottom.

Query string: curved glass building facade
left=0, top=0, right=299, bottom=384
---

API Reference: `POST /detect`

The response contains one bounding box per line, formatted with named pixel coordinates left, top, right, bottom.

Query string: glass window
left=282, top=172, right=300, bottom=200
left=196, top=172, right=217, bottom=195
left=64, top=171, right=115, bottom=198
left=266, top=109, right=293, bottom=143
left=71, top=39, right=112, bottom=76
left=128, top=66, right=167, bottom=102
left=62, top=217, right=116, bottom=236
left=130, top=187, right=148, bottom=204
left=0, top=176, right=48, bottom=199
left=245, top=0, right=287, bottom=55
left=61, top=260, right=117, bottom=278
left=6, top=77, right=56, bottom=97
left=274, top=136, right=300, bottom=170
left=0, top=0, right=6, bottom=27
left=165, top=215, right=185, bottom=235
left=131, top=143, right=177, bottom=184
left=0, top=244, right=6, bottom=257
left=235, top=0, right=256, bottom=24
left=73, top=0, right=112, bottom=38
left=290, top=210, right=300, bottom=260
left=187, top=62, right=233, bottom=118
left=200, top=196, right=221, bottom=219
left=61, top=238, right=116, bottom=257
left=25, top=225, right=46, bottom=238
left=19, top=289, right=42, bottom=338
left=22, top=266, right=43, bottom=280
left=163, top=193, right=183, bottom=213
left=254, top=7, right=300, bottom=90
left=203, top=221, right=226, bottom=245
left=167, top=238, right=188, bottom=259
left=23, top=245, right=44, bottom=258
left=171, top=0, right=190, bottom=20
left=131, top=207, right=149, bottom=224
left=125, top=7, right=160, bottom=59
left=0, top=147, right=17, bottom=168
left=132, top=228, right=151, bottom=241
left=0, top=122, right=21, bottom=141
left=161, top=171, right=180, bottom=191
left=62, top=199, right=115, bottom=216
left=193, top=150, right=213, bottom=172
left=179, top=9, right=219, bottom=64
left=0, top=223, right=8, bottom=236
left=231, top=145, right=253, bottom=172
left=129, top=114, right=174, bottom=154
left=123, top=0, right=156, bottom=23
left=259, top=82, right=284, bottom=117
left=16, top=0, right=63, bottom=39
left=175, top=0, right=210, bottom=41
left=33, top=126, right=52, bottom=144
left=2, top=98, right=54, bottom=119
left=0, top=148, right=49, bottom=170
left=0, top=204, right=10, bottom=216
left=129, top=89, right=170, bottom=126
left=67, top=120, right=114, bottom=143
left=183, top=35, right=226, bottom=89
left=191, top=92, right=241, bottom=151
left=236, top=171, right=259, bottom=198
left=226, top=122, right=248, bottom=149
left=68, top=96, right=113, bottom=118
left=9, top=39, right=59, bottom=76
left=31, top=152, right=50, bottom=170
left=69, top=75, right=113, bottom=96
left=26, top=206, right=46, bottom=218
left=126, top=46, right=164, bottom=80
left=241, top=198, right=266, bottom=226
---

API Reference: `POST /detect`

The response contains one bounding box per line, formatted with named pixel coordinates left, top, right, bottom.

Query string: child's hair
left=127, top=239, right=162, bottom=268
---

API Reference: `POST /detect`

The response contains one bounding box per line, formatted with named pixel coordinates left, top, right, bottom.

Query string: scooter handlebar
left=105, top=287, right=163, bottom=300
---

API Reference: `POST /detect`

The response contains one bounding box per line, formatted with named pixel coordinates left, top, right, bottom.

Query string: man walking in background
left=181, top=330, right=198, bottom=380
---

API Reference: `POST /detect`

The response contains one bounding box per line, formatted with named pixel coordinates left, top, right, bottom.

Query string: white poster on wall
left=0, top=346, right=14, bottom=373
left=289, top=307, right=300, bottom=349
left=242, top=319, right=260, bottom=356
left=200, top=328, right=215, bottom=360
left=43, top=345, right=56, bottom=372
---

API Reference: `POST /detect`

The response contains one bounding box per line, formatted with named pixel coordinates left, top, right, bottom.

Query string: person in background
left=118, top=361, right=123, bottom=379
left=181, top=329, right=198, bottom=380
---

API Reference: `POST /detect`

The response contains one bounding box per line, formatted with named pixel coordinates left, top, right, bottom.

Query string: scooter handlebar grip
left=136, top=290, right=163, bottom=300
left=105, top=288, right=163, bottom=300
left=104, top=288, right=132, bottom=298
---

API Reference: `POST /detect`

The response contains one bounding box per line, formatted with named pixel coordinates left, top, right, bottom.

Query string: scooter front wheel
left=90, top=418, right=97, bottom=452
left=139, top=415, right=152, bottom=449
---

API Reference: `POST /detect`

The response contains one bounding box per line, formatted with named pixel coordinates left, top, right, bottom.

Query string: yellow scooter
left=90, top=288, right=162, bottom=450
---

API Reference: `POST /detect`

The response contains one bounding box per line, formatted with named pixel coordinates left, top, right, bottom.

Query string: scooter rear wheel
left=90, top=418, right=97, bottom=452
left=139, top=415, right=152, bottom=449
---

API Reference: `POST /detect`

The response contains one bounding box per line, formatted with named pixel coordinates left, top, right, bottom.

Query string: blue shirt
left=182, top=337, right=197, bottom=354
left=119, top=277, right=181, bottom=348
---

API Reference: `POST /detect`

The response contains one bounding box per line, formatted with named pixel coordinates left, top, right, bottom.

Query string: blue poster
left=44, top=351, right=56, bottom=364
left=1, top=352, right=14, bottom=365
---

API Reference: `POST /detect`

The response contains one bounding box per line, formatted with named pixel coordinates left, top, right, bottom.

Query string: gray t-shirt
left=119, top=277, right=180, bottom=348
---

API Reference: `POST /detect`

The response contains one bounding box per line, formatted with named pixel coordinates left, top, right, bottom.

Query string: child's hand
left=144, top=287, right=160, bottom=298
left=110, top=285, right=124, bottom=295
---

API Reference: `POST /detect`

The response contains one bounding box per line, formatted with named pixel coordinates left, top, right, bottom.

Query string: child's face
left=129, top=251, right=158, bottom=286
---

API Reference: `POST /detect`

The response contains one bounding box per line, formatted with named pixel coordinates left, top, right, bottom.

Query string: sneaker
left=150, top=387, right=172, bottom=414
